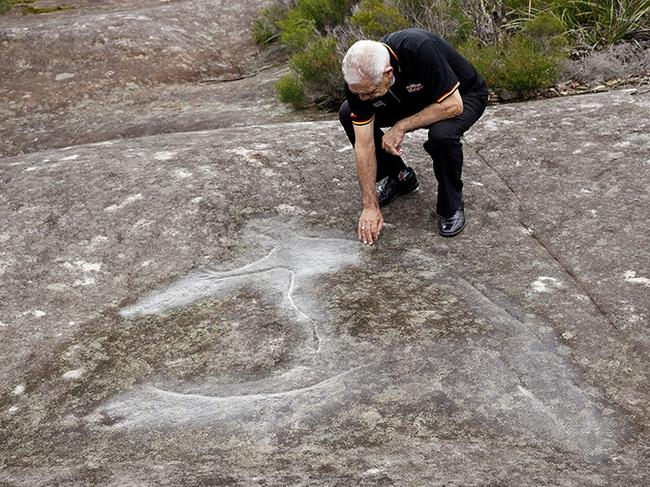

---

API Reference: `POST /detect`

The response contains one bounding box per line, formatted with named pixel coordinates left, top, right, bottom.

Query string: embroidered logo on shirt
left=372, top=100, right=387, bottom=108
left=406, top=83, right=424, bottom=93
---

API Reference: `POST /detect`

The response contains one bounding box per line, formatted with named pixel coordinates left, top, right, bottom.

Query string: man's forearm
left=354, top=145, right=379, bottom=209
left=395, top=93, right=463, bottom=133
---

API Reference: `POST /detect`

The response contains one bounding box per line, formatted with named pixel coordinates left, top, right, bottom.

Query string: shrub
left=276, top=73, right=308, bottom=108
left=294, top=0, right=346, bottom=29
left=278, top=9, right=318, bottom=51
left=251, top=3, right=289, bottom=45
left=395, top=0, right=473, bottom=43
left=260, top=0, right=599, bottom=107
left=350, top=0, right=410, bottom=38
left=461, top=29, right=566, bottom=94
left=0, top=0, right=12, bottom=15
left=288, top=36, right=344, bottom=104
left=558, top=0, right=650, bottom=48
left=509, top=0, right=650, bottom=48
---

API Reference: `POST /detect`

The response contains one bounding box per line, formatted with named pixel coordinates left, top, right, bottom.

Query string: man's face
left=349, top=67, right=393, bottom=101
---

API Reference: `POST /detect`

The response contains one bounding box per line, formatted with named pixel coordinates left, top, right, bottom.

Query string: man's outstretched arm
left=382, top=89, right=463, bottom=156
left=354, top=120, right=385, bottom=245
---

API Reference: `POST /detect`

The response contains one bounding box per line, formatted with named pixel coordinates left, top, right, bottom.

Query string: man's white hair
left=342, top=40, right=390, bottom=85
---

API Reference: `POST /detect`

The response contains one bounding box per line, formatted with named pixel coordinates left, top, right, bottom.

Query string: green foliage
left=551, top=0, right=650, bottom=48
left=289, top=36, right=339, bottom=83
left=278, top=10, right=318, bottom=51
left=0, top=0, right=77, bottom=14
left=268, top=0, right=353, bottom=106
left=294, top=0, right=346, bottom=29
left=251, top=4, right=288, bottom=45
left=260, top=0, right=644, bottom=107
left=505, top=0, right=650, bottom=48
left=288, top=36, right=343, bottom=101
left=461, top=27, right=567, bottom=93
left=351, top=0, right=410, bottom=38
left=276, top=73, right=308, bottom=108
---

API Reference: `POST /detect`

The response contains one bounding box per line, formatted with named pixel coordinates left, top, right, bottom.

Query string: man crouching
left=339, top=28, right=489, bottom=244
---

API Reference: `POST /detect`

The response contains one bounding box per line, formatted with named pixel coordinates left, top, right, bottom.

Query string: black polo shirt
left=345, top=29, right=487, bottom=126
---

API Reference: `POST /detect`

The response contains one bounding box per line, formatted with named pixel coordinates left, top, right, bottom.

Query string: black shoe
left=438, top=203, right=465, bottom=237
left=376, top=167, right=419, bottom=207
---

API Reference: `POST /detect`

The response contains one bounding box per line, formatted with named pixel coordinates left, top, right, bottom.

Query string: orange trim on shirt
left=380, top=43, right=399, bottom=63
left=436, top=81, right=460, bottom=103
left=352, top=114, right=375, bottom=126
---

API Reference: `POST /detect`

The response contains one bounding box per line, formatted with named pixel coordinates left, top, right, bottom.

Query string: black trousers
left=339, top=91, right=488, bottom=217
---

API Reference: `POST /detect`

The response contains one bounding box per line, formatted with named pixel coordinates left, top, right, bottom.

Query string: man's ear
left=383, top=66, right=393, bottom=79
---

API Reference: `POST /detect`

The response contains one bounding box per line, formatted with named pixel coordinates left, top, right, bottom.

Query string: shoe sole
left=379, top=182, right=420, bottom=207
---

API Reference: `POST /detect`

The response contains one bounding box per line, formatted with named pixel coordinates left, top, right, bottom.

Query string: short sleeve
left=345, top=84, right=376, bottom=126
left=416, top=41, right=460, bottom=103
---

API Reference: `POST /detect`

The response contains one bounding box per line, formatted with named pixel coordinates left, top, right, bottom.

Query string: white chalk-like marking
left=12, top=384, right=25, bottom=396
left=287, top=271, right=311, bottom=323
left=55, top=73, right=75, bottom=81
left=30, top=310, right=46, bottom=318
left=153, top=151, right=176, bottom=161
left=120, top=221, right=360, bottom=319
left=141, top=260, right=152, bottom=267
left=174, top=169, right=192, bottom=179
left=518, top=385, right=533, bottom=398
left=105, top=219, right=362, bottom=427
left=562, top=331, right=577, bottom=340
left=363, top=469, right=382, bottom=476
left=73, top=277, right=96, bottom=287
left=62, top=368, right=86, bottom=380
left=60, top=154, right=79, bottom=161
left=47, top=283, right=69, bottom=292
left=191, top=197, right=203, bottom=204
left=8, top=406, right=19, bottom=414
left=91, top=235, right=109, bottom=246
left=337, top=145, right=353, bottom=152
left=530, top=276, right=563, bottom=293
left=0, top=320, right=8, bottom=328
left=104, top=193, right=144, bottom=212
left=624, top=271, right=650, bottom=287
left=275, top=204, right=304, bottom=215
left=63, top=260, right=102, bottom=273
left=471, top=181, right=484, bottom=187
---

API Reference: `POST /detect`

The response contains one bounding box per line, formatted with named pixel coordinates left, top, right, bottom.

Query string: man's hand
left=358, top=207, right=385, bottom=245
left=382, top=125, right=405, bottom=156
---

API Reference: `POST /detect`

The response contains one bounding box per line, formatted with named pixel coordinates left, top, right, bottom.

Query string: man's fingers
left=358, top=222, right=372, bottom=245
left=358, top=210, right=384, bottom=245
left=359, top=224, right=374, bottom=245
left=371, top=222, right=381, bottom=240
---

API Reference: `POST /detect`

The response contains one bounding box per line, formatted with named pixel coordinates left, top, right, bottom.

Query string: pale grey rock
left=1, top=1, right=649, bottom=485
left=1, top=90, right=649, bottom=485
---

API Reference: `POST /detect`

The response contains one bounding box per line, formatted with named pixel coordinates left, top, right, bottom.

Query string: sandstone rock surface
left=1, top=2, right=650, bottom=486
left=0, top=0, right=323, bottom=157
